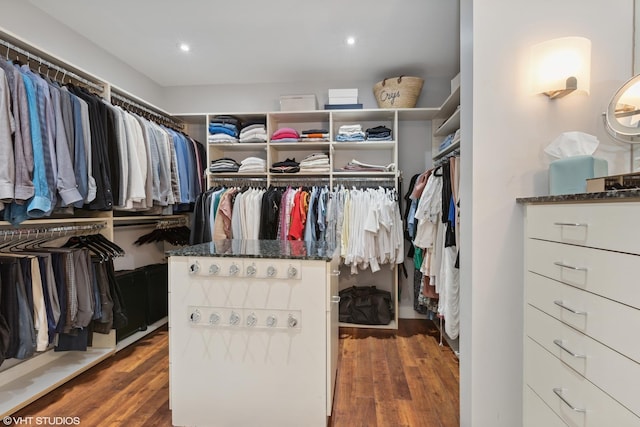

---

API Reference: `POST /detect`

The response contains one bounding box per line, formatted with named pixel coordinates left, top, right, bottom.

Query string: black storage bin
left=144, top=263, right=168, bottom=325
left=115, top=269, right=148, bottom=342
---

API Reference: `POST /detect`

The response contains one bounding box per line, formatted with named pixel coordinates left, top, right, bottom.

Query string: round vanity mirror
left=605, top=74, right=640, bottom=143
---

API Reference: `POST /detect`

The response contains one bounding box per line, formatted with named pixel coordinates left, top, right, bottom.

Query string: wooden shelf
left=207, top=142, right=267, bottom=150
left=434, top=108, right=460, bottom=137
left=436, top=85, right=461, bottom=119
left=0, top=347, right=115, bottom=417
left=339, top=320, right=398, bottom=330
left=332, top=141, right=395, bottom=150
left=433, top=137, right=460, bottom=160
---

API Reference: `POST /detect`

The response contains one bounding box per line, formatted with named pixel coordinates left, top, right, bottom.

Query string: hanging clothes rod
left=209, top=176, right=268, bottom=188
left=269, top=176, right=330, bottom=187
left=111, top=92, right=184, bottom=129
left=0, top=223, right=106, bottom=241
left=332, top=176, right=397, bottom=182
left=433, top=149, right=460, bottom=167
left=0, top=38, right=105, bottom=93
left=156, top=217, right=188, bottom=229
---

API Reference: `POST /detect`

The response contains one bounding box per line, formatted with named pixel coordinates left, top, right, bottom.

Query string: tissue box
left=549, top=155, right=608, bottom=195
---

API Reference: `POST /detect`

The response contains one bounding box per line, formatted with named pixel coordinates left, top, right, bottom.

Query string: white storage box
left=329, top=88, right=358, bottom=105
left=280, top=94, right=317, bottom=111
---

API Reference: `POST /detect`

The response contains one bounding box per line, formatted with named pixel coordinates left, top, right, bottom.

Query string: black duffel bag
left=339, top=285, right=393, bottom=325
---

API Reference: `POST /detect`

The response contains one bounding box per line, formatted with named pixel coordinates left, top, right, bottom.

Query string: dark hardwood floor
left=13, top=319, right=459, bottom=427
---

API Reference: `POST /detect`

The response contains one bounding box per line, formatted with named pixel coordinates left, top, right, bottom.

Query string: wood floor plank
left=12, top=319, right=459, bottom=426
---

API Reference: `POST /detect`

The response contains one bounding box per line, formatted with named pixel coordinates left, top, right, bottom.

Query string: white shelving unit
left=432, top=85, right=461, bottom=160
left=177, top=108, right=443, bottom=330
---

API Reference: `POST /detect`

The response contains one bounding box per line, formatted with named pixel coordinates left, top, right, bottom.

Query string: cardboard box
left=280, top=94, right=317, bottom=111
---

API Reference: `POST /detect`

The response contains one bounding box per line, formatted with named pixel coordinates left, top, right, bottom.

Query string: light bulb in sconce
left=531, top=36, right=591, bottom=99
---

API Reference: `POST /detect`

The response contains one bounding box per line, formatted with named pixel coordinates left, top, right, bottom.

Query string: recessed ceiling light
left=179, top=43, right=190, bottom=52
left=346, top=37, right=356, bottom=46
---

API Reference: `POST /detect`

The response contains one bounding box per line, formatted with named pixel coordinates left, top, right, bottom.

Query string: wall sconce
left=531, top=36, right=591, bottom=99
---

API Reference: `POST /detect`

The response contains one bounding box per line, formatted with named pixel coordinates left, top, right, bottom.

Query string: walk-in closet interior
left=0, top=0, right=637, bottom=426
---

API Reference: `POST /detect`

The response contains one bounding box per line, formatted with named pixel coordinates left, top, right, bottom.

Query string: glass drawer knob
left=247, top=265, right=257, bottom=276
left=229, top=311, right=241, bottom=325
left=287, top=266, right=298, bottom=278
left=189, top=262, right=200, bottom=274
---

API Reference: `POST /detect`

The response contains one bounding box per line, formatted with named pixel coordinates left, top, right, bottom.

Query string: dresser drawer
left=526, top=272, right=640, bottom=363
left=526, top=304, right=640, bottom=416
left=526, top=203, right=640, bottom=254
left=524, top=386, right=568, bottom=427
left=525, top=338, right=640, bottom=426
left=527, top=238, right=640, bottom=309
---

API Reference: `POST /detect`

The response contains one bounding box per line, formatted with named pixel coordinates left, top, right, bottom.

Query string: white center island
left=167, top=239, right=340, bottom=427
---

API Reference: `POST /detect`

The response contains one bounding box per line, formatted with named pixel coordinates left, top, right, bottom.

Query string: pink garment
left=272, top=127, right=300, bottom=139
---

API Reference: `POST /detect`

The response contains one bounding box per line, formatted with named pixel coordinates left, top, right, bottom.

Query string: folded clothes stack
left=239, top=124, right=267, bottom=143
left=269, top=158, right=300, bottom=173
left=299, top=152, right=330, bottom=172
left=271, top=127, right=300, bottom=142
left=208, top=115, right=241, bottom=143
left=209, top=157, right=241, bottom=173
left=238, top=156, right=266, bottom=173
left=365, top=125, right=393, bottom=141
left=300, top=128, right=330, bottom=142
left=338, top=159, right=395, bottom=172
left=335, top=124, right=365, bottom=142
left=439, top=129, right=460, bottom=151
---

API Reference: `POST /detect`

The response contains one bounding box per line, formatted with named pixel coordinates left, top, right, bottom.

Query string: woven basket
left=373, top=76, right=424, bottom=108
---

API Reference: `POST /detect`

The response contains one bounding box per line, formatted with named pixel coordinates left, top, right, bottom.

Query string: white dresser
left=522, top=200, right=640, bottom=426
left=167, top=240, right=340, bottom=427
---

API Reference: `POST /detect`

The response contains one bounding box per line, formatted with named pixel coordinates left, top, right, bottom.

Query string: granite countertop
left=516, top=189, right=640, bottom=204
left=167, top=239, right=336, bottom=261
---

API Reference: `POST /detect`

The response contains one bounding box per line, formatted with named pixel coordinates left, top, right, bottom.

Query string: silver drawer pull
left=330, top=270, right=341, bottom=276
left=553, top=339, right=586, bottom=359
left=331, top=295, right=341, bottom=304
left=553, top=261, right=587, bottom=272
left=554, top=222, right=588, bottom=227
left=553, top=388, right=586, bottom=413
left=553, top=300, right=587, bottom=315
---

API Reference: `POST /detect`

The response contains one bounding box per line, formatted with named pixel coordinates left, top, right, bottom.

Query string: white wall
left=461, top=1, right=633, bottom=426
left=0, top=0, right=164, bottom=107
left=162, top=77, right=452, bottom=114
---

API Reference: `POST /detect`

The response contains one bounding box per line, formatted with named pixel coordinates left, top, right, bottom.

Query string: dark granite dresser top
left=167, top=239, right=336, bottom=261
left=517, top=189, right=640, bottom=204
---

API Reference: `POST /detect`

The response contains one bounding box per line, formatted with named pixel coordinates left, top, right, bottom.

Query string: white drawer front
left=524, top=386, right=568, bottom=427
left=527, top=238, right=640, bottom=309
left=526, top=272, right=640, bottom=363
left=526, top=305, right=640, bottom=416
left=526, top=203, right=640, bottom=255
left=525, top=338, right=640, bottom=426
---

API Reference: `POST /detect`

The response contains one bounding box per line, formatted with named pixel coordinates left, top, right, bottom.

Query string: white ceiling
left=27, top=0, right=460, bottom=88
